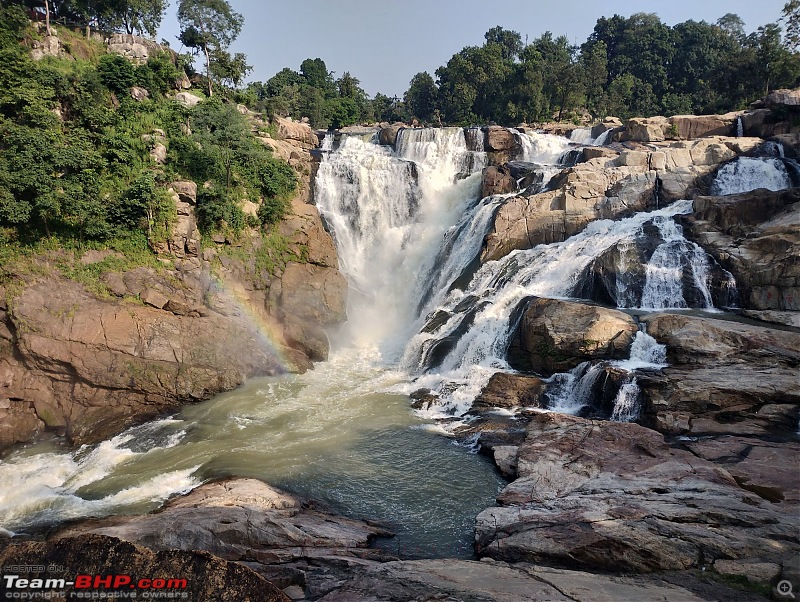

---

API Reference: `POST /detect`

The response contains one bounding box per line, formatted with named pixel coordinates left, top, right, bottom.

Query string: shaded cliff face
left=0, top=121, right=348, bottom=452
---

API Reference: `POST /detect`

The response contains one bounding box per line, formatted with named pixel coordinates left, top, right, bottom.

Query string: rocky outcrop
left=0, top=277, right=284, bottom=449
left=506, top=298, right=637, bottom=375
left=378, top=123, right=405, bottom=146
left=480, top=136, right=763, bottom=263
left=638, top=313, right=800, bottom=436
left=590, top=116, right=623, bottom=140
left=57, top=478, right=391, bottom=562
left=475, top=412, right=798, bottom=575
left=276, top=117, right=319, bottom=150
left=679, top=187, right=800, bottom=310
left=625, top=116, right=670, bottom=142
left=106, top=33, right=169, bottom=64
left=173, top=91, right=202, bottom=107
left=55, top=478, right=393, bottom=598
left=481, top=165, right=516, bottom=197
left=317, top=558, right=720, bottom=602
left=0, top=534, right=289, bottom=602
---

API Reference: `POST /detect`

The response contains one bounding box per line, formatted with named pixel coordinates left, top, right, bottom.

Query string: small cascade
left=610, top=379, right=641, bottom=422
left=544, top=362, right=606, bottom=415
left=320, top=132, right=334, bottom=152
left=736, top=116, right=744, bottom=138
left=711, top=157, right=792, bottom=195
left=593, top=129, right=613, bottom=146
left=569, top=127, right=593, bottom=144
left=763, top=141, right=786, bottom=158
left=512, top=129, right=574, bottom=164
left=640, top=216, right=716, bottom=310
left=612, top=331, right=667, bottom=371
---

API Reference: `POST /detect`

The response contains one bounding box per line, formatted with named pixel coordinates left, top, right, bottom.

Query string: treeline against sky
left=246, top=10, right=800, bottom=127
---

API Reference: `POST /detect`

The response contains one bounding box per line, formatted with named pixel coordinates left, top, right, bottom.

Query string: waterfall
left=711, top=157, right=791, bottom=195
left=736, top=116, right=744, bottom=138
left=640, top=216, right=716, bottom=310
left=612, top=331, right=667, bottom=371
left=512, top=129, right=574, bottom=164
left=315, top=128, right=486, bottom=352
left=320, top=132, right=334, bottom=151
left=569, top=127, right=593, bottom=144
left=544, top=362, right=605, bottom=415
left=610, top=379, right=641, bottom=422
left=593, top=129, right=612, bottom=146
left=399, top=201, right=719, bottom=415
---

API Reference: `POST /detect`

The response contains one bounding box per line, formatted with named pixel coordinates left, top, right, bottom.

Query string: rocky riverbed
left=2, top=93, right=800, bottom=601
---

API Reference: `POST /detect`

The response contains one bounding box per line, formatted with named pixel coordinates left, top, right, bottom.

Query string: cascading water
left=513, top=129, right=574, bottom=164
left=711, top=157, right=792, bottom=195
left=401, top=200, right=725, bottom=416
left=593, top=129, right=613, bottom=146
left=610, top=379, right=642, bottom=422
left=569, top=127, right=593, bottom=144
left=736, top=116, right=744, bottom=138
left=640, top=216, right=716, bottom=310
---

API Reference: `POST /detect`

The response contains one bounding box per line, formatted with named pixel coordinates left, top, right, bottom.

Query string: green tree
left=177, top=0, right=243, bottom=97
left=580, top=40, right=607, bottom=117
left=781, top=1, right=800, bottom=50
left=484, top=26, right=523, bottom=61
left=404, top=72, right=437, bottom=122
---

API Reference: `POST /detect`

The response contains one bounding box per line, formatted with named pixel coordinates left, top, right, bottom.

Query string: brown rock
left=668, top=114, right=737, bottom=139
left=625, top=116, right=669, bottom=142
left=141, top=287, right=169, bottom=309
left=473, top=372, right=545, bottom=412
left=276, top=117, right=319, bottom=150
left=170, top=180, right=197, bottom=204
left=378, top=123, right=405, bottom=146
left=481, top=165, right=516, bottom=197
left=0, top=534, right=289, bottom=602
left=0, top=277, right=283, bottom=449
left=475, top=413, right=797, bottom=573
left=485, top=126, right=517, bottom=152
left=507, top=298, right=637, bottom=375
left=639, top=313, right=800, bottom=435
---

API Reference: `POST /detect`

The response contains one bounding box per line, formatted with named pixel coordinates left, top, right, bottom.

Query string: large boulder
left=506, top=298, right=638, bottom=375
left=106, top=33, right=165, bottom=64
left=481, top=165, right=516, bottom=197
left=475, top=413, right=797, bottom=575
left=590, top=116, right=623, bottom=140
left=680, top=187, right=800, bottom=310
left=758, top=88, right=800, bottom=109
left=276, top=117, right=319, bottom=150
left=57, top=478, right=391, bottom=561
left=378, top=123, right=405, bottom=146
left=484, top=126, right=517, bottom=152
left=625, top=116, right=669, bottom=142
left=668, top=114, right=738, bottom=139
left=0, top=534, right=289, bottom=602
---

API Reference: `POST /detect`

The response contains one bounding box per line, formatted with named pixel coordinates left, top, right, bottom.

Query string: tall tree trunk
left=45, top=0, right=51, bottom=36
left=204, top=43, right=213, bottom=97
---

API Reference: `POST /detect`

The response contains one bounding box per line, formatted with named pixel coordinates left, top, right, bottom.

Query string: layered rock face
left=480, top=136, right=763, bottom=263
left=679, top=188, right=800, bottom=311
left=474, top=413, right=797, bottom=576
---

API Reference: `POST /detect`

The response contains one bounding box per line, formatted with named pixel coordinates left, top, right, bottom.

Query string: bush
left=135, top=52, right=181, bottom=97
left=97, top=54, right=136, bottom=94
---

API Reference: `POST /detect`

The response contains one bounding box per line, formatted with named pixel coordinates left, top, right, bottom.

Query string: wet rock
left=481, top=165, right=516, bottom=197
left=473, top=372, right=545, bottom=411
left=475, top=413, right=798, bottom=573
left=680, top=188, right=800, bottom=310
left=507, top=298, right=637, bottom=375
left=0, top=534, right=289, bottom=602
left=378, top=123, right=405, bottom=146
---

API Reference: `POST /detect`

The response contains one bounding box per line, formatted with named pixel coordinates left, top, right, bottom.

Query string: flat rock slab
left=318, top=559, right=712, bottom=602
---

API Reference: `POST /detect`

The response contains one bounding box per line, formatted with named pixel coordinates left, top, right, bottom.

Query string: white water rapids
left=3, top=127, right=772, bottom=556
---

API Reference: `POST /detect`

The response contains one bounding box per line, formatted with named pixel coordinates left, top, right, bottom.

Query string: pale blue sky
left=158, top=0, right=787, bottom=97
